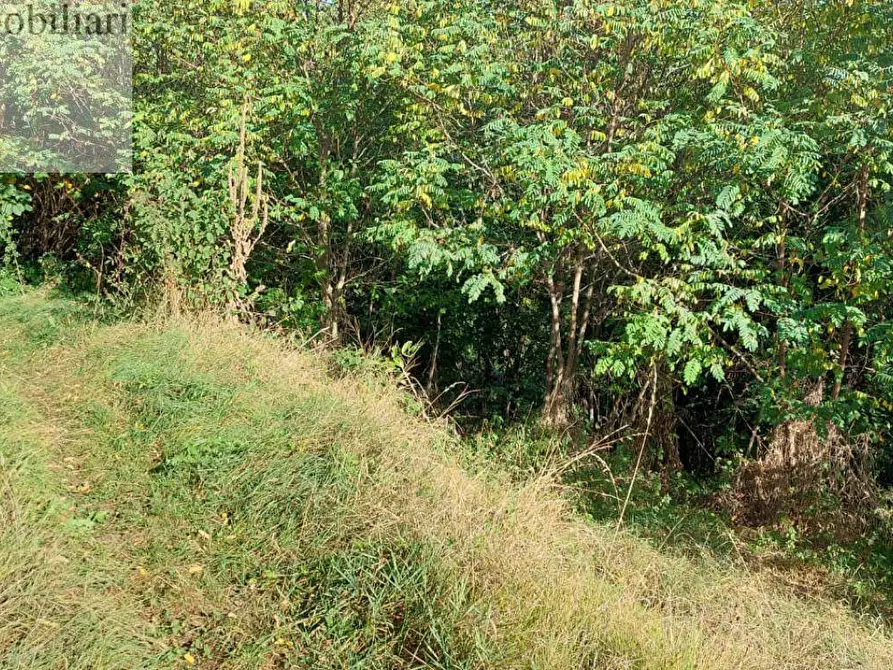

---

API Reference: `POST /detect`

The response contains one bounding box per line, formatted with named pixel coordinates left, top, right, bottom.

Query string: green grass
left=2, top=288, right=893, bottom=669
left=0, top=295, right=490, bottom=669
left=0, top=349, right=149, bottom=669
left=470, top=409, right=893, bottom=621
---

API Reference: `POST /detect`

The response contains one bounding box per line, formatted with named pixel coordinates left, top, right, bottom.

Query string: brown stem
left=832, top=169, right=869, bottom=399
left=832, top=322, right=852, bottom=401
left=574, top=265, right=597, bottom=366
left=776, top=205, right=788, bottom=380
left=426, top=311, right=442, bottom=396
left=564, top=254, right=584, bottom=383
left=545, top=272, right=564, bottom=401
left=857, top=167, right=869, bottom=236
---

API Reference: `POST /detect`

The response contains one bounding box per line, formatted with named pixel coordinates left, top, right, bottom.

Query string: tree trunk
left=776, top=206, right=788, bottom=380
left=832, top=322, right=852, bottom=401
left=832, top=169, right=869, bottom=400
left=426, top=311, right=442, bottom=396
left=543, top=251, right=596, bottom=427
left=543, top=272, right=568, bottom=425
left=318, top=211, right=340, bottom=343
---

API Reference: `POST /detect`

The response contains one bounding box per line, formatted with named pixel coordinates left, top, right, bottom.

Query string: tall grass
left=1, top=289, right=891, bottom=669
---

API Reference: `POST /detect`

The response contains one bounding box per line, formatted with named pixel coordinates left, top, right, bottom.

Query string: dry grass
left=231, top=325, right=893, bottom=670
left=1, top=289, right=892, bottom=669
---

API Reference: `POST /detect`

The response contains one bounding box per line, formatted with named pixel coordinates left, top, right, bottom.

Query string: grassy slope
left=1, top=289, right=891, bottom=670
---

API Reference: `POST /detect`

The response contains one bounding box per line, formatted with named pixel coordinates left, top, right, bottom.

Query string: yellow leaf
left=184, top=653, right=196, bottom=665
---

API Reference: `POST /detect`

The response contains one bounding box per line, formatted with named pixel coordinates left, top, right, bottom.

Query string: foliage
left=1, top=0, right=892, bottom=545
left=0, top=0, right=131, bottom=172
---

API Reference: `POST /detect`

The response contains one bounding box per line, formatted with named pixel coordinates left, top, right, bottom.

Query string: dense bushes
left=1, top=0, right=891, bottom=521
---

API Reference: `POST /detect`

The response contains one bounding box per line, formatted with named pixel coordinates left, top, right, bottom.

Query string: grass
left=570, top=461, right=893, bottom=621
left=1, top=288, right=892, bottom=669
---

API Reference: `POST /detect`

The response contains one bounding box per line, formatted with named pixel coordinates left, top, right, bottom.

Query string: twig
left=616, top=360, right=658, bottom=532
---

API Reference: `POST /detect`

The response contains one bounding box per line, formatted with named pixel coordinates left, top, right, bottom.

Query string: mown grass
left=1, top=288, right=893, bottom=669
left=0, top=321, right=150, bottom=668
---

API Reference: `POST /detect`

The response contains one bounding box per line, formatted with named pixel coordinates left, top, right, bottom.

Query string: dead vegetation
left=733, top=382, right=877, bottom=529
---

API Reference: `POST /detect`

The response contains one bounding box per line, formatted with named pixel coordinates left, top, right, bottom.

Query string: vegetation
left=2, top=289, right=893, bottom=669
left=1, top=0, right=893, bottom=666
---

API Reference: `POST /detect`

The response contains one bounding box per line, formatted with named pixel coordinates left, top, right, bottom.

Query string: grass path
left=0, top=303, right=155, bottom=668
left=2, top=290, right=893, bottom=669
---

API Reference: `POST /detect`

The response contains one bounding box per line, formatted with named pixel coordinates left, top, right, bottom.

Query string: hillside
left=1, top=289, right=892, bottom=670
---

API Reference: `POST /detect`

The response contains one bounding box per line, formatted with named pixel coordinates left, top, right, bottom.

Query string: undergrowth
left=470, top=421, right=893, bottom=622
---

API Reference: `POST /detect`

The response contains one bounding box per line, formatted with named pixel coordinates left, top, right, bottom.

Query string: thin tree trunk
left=776, top=209, right=788, bottom=380
left=319, top=212, right=337, bottom=342
left=316, top=156, right=341, bottom=344
left=563, top=256, right=585, bottom=391
left=543, top=253, right=596, bottom=426
left=832, top=322, right=852, bottom=401
left=426, top=311, right=442, bottom=396
left=833, top=169, right=869, bottom=400
left=857, top=167, right=869, bottom=236
left=544, top=272, right=565, bottom=418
